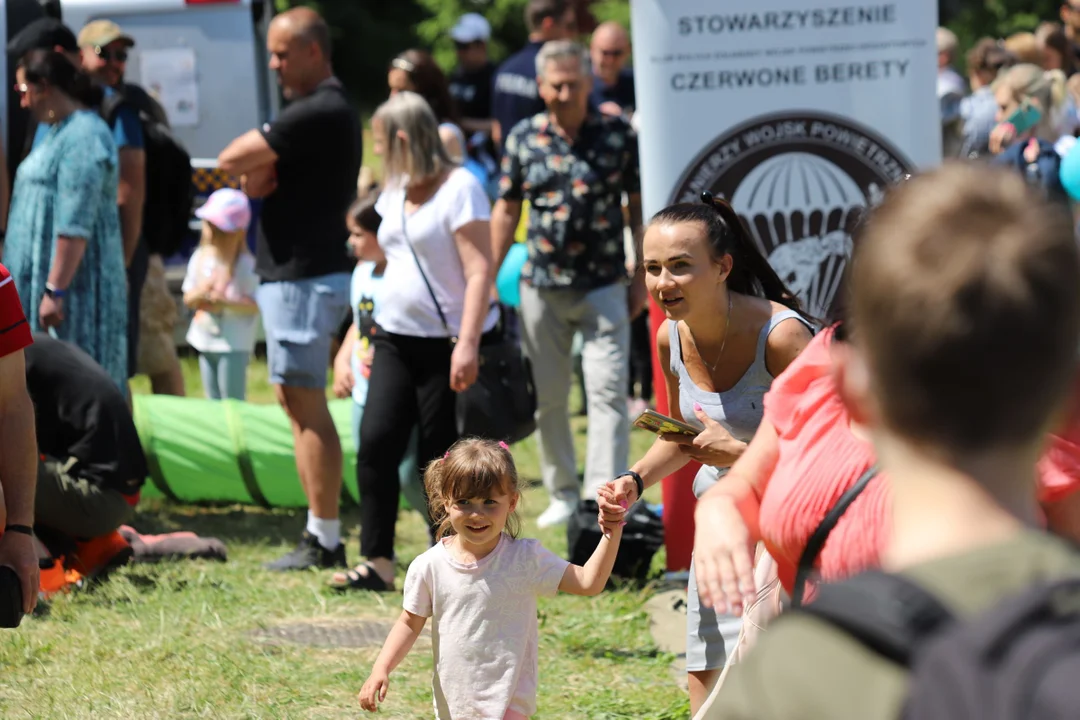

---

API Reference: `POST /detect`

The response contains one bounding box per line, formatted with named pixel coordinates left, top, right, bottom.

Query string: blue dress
left=5, top=110, right=127, bottom=388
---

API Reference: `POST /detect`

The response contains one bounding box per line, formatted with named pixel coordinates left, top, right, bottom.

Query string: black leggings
left=357, top=331, right=457, bottom=559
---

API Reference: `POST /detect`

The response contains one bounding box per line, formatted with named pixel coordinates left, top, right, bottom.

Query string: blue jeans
left=351, top=400, right=427, bottom=523
left=199, top=351, right=250, bottom=400
left=256, top=273, right=351, bottom=388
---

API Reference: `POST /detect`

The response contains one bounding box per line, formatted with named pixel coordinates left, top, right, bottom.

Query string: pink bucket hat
left=196, top=188, right=251, bottom=232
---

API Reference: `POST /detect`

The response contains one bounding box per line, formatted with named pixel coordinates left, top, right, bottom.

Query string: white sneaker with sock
left=537, top=493, right=578, bottom=529
left=306, top=512, right=341, bottom=549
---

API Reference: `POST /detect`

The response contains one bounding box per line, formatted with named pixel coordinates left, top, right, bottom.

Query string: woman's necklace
left=695, top=293, right=733, bottom=373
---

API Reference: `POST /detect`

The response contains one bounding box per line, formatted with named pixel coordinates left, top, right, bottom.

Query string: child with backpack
left=181, top=188, right=258, bottom=401
left=703, top=164, right=1080, bottom=720
left=357, top=438, right=623, bottom=719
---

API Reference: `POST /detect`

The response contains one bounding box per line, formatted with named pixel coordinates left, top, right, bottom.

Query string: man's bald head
left=590, top=21, right=630, bottom=85
left=591, top=21, right=629, bottom=49
left=272, top=7, right=332, bottom=60
left=267, top=6, right=333, bottom=98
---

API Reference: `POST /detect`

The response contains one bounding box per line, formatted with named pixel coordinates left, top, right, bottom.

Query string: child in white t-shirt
left=330, top=196, right=425, bottom=537
left=358, top=439, right=624, bottom=719
left=182, top=188, right=259, bottom=400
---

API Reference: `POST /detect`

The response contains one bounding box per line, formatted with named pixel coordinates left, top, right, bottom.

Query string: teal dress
left=5, top=110, right=127, bottom=388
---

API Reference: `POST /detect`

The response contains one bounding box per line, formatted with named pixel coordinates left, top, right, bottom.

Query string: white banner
left=630, top=1, right=940, bottom=317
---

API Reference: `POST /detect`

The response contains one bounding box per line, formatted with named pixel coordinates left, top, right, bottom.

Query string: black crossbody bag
left=400, top=197, right=537, bottom=444
left=791, top=465, right=880, bottom=607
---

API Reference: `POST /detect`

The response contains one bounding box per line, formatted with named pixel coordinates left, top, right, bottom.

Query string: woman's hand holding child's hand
left=358, top=668, right=390, bottom=712
left=596, top=475, right=638, bottom=533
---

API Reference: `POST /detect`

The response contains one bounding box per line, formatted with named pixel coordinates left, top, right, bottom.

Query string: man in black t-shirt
left=219, top=7, right=361, bottom=572
left=25, top=334, right=146, bottom=571
left=448, top=14, right=496, bottom=154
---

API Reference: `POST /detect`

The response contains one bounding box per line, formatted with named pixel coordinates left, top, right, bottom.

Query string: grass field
left=0, top=356, right=688, bottom=719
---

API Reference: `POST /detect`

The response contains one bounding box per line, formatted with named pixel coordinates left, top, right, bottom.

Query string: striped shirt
left=0, top=263, right=31, bottom=358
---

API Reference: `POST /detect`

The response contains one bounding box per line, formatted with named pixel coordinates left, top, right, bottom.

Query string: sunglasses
left=598, top=49, right=626, bottom=58
left=95, top=46, right=128, bottom=63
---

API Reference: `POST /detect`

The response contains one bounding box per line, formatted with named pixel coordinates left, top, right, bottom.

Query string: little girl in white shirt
left=358, top=438, right=624, bottom=719
left=182, top=188, right=259, bottom=400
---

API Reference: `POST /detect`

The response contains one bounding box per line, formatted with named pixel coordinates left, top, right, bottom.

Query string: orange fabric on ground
left=756, top=327, right=890, bottom=596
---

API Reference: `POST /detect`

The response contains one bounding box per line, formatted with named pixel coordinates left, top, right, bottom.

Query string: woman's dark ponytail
left=702, top=192, right=803, bottom=313
left=20, top=49, right=103, bottom=108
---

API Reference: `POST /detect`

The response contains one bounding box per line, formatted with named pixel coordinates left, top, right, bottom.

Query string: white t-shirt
left=403, top=535, right=570, bottom=720
left=182, top=248, right=260, bottom=354
left=349, top=261, right=385, bottom=406
left=374, top=168, right=499, bottom=337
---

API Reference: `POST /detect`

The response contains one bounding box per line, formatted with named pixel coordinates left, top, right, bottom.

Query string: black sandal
left=329, top=563, right=395, bottom=592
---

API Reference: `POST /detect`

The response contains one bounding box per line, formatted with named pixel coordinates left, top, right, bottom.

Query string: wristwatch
left=44, top=283, right=66, bottom=300
left=616, top=470, right=644, bottom=503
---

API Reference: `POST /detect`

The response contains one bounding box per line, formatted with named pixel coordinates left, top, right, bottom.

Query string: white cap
left=451, top=13, right=491, bottom=43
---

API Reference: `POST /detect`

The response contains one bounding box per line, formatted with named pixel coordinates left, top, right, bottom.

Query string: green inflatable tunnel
left=133, top=395, right=361, bottom=508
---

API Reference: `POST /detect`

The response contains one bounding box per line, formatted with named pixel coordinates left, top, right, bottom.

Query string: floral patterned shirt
left=499, top=111, right=640, bottom=290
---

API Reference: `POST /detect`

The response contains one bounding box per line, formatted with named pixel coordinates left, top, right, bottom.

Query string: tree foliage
left=266, top=0, right=1065, bottom=111
left=944, top=0, right=1064, bottom=60
left=274, top=0, right=428, bottom=112
left=415, top=0, right=530, bottom=72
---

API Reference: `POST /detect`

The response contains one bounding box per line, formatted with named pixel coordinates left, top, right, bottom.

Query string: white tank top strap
left=754, top=309, right=814, bottom=359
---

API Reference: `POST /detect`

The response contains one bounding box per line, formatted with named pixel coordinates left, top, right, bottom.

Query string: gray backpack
left=801, top=570, right=1080, bottom=719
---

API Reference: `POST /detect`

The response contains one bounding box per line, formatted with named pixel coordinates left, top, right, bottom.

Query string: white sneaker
left=537, top=494, right=578, bottom=529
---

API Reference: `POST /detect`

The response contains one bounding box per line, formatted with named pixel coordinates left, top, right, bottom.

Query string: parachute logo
left=671, top=111, right=912, bottom=317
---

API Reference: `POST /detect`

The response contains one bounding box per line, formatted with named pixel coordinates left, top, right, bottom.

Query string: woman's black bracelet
left=617, top=470, right=644, bottom=503
left=3, top=525, right=33, bottom=537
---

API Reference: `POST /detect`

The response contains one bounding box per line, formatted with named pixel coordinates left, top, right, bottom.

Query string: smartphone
left=633, top=409, right=700, bottom=438
left=1005, top=100, right=1043, bottom=136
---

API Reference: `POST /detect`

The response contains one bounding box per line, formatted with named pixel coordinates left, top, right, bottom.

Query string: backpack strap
left=99, top=89, right=126, bottom=127
left=791, top=465, right=879, bottom=606
left=799, top=570, right=955, bottom=665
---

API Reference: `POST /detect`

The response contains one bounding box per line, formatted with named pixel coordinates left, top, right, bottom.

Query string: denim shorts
left=256, top=273, right=350, bottom=388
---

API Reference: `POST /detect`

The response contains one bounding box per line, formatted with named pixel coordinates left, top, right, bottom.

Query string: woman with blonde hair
left=989, top=62, right=1070, bottom=203
left=331, top=90, right=499, bottom=592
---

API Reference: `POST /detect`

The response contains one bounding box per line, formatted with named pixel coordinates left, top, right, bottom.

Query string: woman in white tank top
left=597, top=193, right=814, bottom=714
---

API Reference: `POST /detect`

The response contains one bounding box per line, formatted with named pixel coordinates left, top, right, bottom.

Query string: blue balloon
left=496, top=243, right=528, bottom=308
left=1060, top=139, right=1080, bottom=203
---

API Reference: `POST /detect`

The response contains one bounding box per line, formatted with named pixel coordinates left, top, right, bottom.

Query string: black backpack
left=101, top=83, right=195, bottom=258
left=801, top=569, right=1080, bottom=719
left=567, top=499, right=664, bottom=582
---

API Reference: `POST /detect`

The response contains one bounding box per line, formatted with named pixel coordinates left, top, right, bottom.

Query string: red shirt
left=0, top=264, right=32, bottom=358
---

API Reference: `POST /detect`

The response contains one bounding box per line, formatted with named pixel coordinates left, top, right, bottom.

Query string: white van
left=0, top=0, right=281, bottom=344
left=56, top=0, right=279, bottom=167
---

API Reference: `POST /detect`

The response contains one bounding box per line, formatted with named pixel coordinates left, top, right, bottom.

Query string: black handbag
left=400, top=197, right=537, bottom=444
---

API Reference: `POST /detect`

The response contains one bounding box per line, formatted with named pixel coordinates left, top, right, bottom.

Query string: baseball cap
left=77, top=20, right=135, bottom=49
left=196, top=188, right=251, bottom=233
left=7, top=18, right=79, bottom=57
left=450, top=13, right=491, bottom=44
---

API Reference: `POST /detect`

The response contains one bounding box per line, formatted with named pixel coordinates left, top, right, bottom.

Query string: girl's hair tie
left=498, top=441, right=510, bottom=451
left=442, top=451, right=450, bottom=461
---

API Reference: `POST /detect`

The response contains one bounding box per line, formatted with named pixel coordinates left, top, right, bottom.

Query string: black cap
left=7, top=18, right=78, bottom=58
